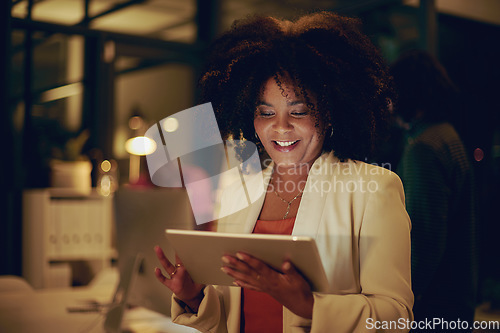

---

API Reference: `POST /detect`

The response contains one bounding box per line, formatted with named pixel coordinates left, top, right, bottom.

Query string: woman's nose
left=272, top=114, right=293, bottom=133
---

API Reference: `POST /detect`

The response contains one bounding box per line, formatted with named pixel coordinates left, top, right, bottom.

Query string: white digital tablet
left=164, top=229, right=330, bottom=292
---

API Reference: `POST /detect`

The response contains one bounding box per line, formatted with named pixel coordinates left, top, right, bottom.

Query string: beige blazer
left=172, top=152, right=413, bottom=332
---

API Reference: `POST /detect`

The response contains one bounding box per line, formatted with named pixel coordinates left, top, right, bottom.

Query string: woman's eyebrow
left=288, top=100, right=305, bottom=106
left=256, top=100, right=305, bottom=106
left=256, top=101, right=272, bottom=107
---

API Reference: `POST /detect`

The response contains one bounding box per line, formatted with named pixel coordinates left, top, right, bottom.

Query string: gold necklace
left=273, top=187, right=304, bottom=219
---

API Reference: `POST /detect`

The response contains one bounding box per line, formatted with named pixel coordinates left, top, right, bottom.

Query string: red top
left=241, top=217, right=296, bottom=333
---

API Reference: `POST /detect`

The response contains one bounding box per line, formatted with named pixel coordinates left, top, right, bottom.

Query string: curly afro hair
left=198, top=11, right=393, bottom=162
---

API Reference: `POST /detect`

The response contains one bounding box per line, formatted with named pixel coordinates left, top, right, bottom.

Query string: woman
left=154, top=12, right=413, bottom=332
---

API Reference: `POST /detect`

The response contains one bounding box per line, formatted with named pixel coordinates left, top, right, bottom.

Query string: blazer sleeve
left=171, top=285, right=229, bottom=333
left=309, top=171, right=413, bottom=333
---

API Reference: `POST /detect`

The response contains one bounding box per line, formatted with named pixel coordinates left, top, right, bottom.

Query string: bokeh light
left=128, top=116, right=144, bottom=130
left=474, top=148, right=484, bottom=162
left=101, top=160, right=112, bottom=172
left=125, top=136, right=157, bottom=156
left=163, top=117, right=179, bottom=132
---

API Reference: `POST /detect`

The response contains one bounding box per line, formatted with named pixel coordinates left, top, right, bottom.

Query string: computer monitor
left=105, top=187, right=194, bottom=332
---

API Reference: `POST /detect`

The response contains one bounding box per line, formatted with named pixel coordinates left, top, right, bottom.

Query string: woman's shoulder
left=302, top=153, right=404, bottom=200
left=313, top=152, right=399, bottom=183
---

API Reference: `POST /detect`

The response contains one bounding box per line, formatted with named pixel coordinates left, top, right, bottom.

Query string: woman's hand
left=221, top=252, right=314, bottom=319
left=154, top=245, right=205, bottom=312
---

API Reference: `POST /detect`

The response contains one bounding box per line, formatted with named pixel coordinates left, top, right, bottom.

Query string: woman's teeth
left=275, top=140, right=298, bottom=147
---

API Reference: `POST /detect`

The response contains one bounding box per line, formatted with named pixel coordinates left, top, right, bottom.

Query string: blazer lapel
left=218, top=163, right=273, bottom=234
left=240, top=164, right=273, bottom=233
left=292, top=152, right=337, bottom=238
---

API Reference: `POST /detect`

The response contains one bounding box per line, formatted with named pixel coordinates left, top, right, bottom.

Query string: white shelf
left=22, top=189, right=114, bottom=289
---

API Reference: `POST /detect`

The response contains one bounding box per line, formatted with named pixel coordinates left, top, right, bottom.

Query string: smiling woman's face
left=253, top=77, right=326, bottom=173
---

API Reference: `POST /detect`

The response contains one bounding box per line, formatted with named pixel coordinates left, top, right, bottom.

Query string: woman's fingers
left=154, top=266, right=171, bottom=285
left=222, top=252, right=269, bottom=273
left=154, top=246, right=175, bottom=287
left=221, top=252, right=278, bottom=289
left=222, top=253, right=259, bottom=278
left=282, top=261, right=299, bottom=279
left=222, top=253, right=313, bottom=317
left=235, top=252, right=265, bottom=271
left=222, top=254, right=309, bottom=289
left=281, top=261, right=310, bottom=287
left=154, top=245, right=176, bottom=275
left=221, top=265, right=257, bottom=283
left=153, top=247, right=205, bottom=309
left=175, top=253, right=184, bottom=266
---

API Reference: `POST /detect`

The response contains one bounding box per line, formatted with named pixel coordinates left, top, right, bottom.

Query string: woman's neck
left=274, top=163, right=312, bottom=179
left=273, top=160, right=314, bottom=181
left=271, top=163, right=311, bottom=196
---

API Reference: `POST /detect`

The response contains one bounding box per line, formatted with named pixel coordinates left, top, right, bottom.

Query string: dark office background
left=1, top=0, right=499, bottom=304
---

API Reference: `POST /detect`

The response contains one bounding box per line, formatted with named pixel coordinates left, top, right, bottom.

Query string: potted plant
left=49, top=129, right=92, bottom=196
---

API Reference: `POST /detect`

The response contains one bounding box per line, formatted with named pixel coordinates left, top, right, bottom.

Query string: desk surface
left=0, top=284, right=198, bottom=333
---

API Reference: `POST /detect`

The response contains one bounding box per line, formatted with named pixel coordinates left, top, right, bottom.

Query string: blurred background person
left=391, top=50, right=477, bottom=331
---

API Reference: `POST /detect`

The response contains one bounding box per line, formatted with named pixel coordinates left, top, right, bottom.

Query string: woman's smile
left=272, top=140, right=300, bottom=152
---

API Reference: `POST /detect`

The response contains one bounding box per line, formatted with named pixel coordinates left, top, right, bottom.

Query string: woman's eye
left=291, top=111, right=308, bottom=117
left=257, top=109, right=275, bottom=117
